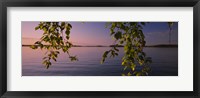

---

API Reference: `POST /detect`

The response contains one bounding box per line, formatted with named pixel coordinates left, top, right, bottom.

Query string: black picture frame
left=0, top=0, right=199, bottom=98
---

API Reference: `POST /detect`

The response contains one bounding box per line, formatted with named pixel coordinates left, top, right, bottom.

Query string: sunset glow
left=22, top=22, right=178, bottom=46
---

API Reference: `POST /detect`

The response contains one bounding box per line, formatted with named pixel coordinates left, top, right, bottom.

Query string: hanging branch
left=30, top=22, right=78, bottom=69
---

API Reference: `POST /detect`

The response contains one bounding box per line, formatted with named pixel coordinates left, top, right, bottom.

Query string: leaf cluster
left=30, top=22, right=78, bottom=69
left=102, top=22, right=152, bottom=76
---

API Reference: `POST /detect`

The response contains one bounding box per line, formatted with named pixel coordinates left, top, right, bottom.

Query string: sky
left=22, top=22, right=178, bottom=46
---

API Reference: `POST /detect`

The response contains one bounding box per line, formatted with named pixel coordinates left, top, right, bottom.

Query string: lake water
left=22, top=47, right=178, bottom=76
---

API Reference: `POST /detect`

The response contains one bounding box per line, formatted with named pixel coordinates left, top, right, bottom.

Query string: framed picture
left=0, top=0, right=199, bottom=98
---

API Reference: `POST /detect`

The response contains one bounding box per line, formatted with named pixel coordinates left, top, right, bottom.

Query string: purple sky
left=22, top=22, right=178, bottom=46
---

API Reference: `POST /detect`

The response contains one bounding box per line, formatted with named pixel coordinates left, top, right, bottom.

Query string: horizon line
left=22, top=44, right=178, bottom=48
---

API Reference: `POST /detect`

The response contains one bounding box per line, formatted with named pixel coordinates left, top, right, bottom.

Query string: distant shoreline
left=22, top=44, right=178, bottom=48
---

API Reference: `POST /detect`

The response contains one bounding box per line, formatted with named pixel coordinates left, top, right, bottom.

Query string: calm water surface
left=22, top=47, right=178, bottom=76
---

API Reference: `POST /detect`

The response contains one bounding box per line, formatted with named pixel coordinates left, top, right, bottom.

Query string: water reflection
left=22, top=47, right=178, bottom=76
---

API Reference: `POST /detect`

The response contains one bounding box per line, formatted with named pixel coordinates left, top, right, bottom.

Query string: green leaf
left=52, top=57, right=57, bottom=61
left=136, top=72, right=142, bottom=76
left=68, top=24, right=72, bottom=28
left=61, top=22, right=65, bottom=26
left=62, top=46, right=68, bottom=52
left=127, top=72, right=132, bottom=76
left=42, top=57, right=48, bottom=60
left=101, top=51, right=110, bottom=64
left=120, top=40, right=124, bottom=44
left=103, top=51, right=109, bottom=58
left=131, top=64, right=135, bottom=71
left=50, top=27, right=55, bottom=31
left=113, top=47, right=119, bottom=51
left=124, top=45, right=129, bottom=52
left=34, top=41, right=41, bottom=45
left=43, top=27, right=48, bottom=32
left=46, top=64, right=50, bottom=69
left=30, top=45, right=38, bottom=49
left=65, top=30, right=70, bottom=36
left=130, top=22, right=137, bottom=26
left=122, top=73, right=126, bottom=76
left=44, top=60, right=51, bottom=69
left=66, top=36, right=70, bottom=40
left=35, top=26, right=40, bottom=30
left=114, top=31, right=122, bottom=40
left=110, top=31, right=115, bottom=35
left=55, top=51, right=60, bottom=54
left=69, top=56, right=78, bottom=61
left=123, top=66, right=128, bottom=71
left=42, top=60, right=47, bottom=65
